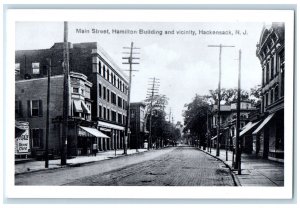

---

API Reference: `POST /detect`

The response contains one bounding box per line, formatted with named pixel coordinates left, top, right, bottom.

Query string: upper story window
left=107, top=89, right=110, bottom=102
left=103, top=86, right=106, bottom=100
left=15, top=63, right=20, bottom=75
left=111, top=92, right=116, bottom=105
left=103, top=65, right=106, bottom=78
left=73, top=87, right=79, bottom=93
left=118, top=96, right=122, bottom=108
left=32, top=62, right=40, bottom=74
left=28, top=100, right=42, bottom=117
left=98, top=61, right=102, bottom=75
left=99, top=84, right=102, bottom=98
left=130, top=109, right=135, bottom=118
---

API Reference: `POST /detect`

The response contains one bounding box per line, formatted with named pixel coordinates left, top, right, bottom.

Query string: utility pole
left=61, top=21, right=70, bottom=166
left=146, top=77, right=160, bottom=150
left=45, top=58, right=51, bottom=168
left=206, top=109, right=209, bottom=152
left=122, top=42, right=140, bottom=155
left=234, top=49, right=242, bottom=175
left=208, top=44, right=235, bottom=157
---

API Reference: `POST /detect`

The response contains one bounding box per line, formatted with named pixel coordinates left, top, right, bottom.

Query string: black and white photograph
left=4, top=9, right=295, bottom=200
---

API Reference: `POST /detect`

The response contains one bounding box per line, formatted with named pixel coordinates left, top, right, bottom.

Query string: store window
left=32, top=62, right=40, bottom=74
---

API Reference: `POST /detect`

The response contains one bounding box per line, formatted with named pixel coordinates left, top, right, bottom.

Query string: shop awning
left=98, top=121, right=125, bottom=131
left=253, top=113, right=275, bottom=135
left=73, top=100, right=83, bottom=112
left=81, top=101, right=91, bottom=114
left=211, top=133, right=222, bottom=140
left=239, top=120, right=261, bottom=137
left=79, top=126, right=110, bottom=138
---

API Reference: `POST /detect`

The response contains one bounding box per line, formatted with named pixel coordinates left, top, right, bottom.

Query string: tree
left=249, top=85, right=262, bottom=104
left=204, top=88, right=250, bottom=105
left=183, top=94, right=212, bottom=147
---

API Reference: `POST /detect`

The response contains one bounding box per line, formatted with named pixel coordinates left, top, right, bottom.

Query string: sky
left=16, top=21, right=264, bottom=123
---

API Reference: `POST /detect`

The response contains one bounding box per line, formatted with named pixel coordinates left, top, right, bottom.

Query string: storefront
left=77, top=126, right=109, bottom=155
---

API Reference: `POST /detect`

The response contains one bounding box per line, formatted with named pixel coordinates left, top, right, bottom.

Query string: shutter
left=39, top=100, right=43, bottom=117
left=27, top=100, right=31, bottom=117
left=39, top=129, right=44, bottom=148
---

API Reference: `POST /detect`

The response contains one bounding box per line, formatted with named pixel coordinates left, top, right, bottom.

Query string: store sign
left=15, top=121, right=30, bottom=155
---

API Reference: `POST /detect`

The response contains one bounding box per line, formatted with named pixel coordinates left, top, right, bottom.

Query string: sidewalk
left=201, top=148, right=284, bottom=186
left=15, top=149, right=148, bottom=175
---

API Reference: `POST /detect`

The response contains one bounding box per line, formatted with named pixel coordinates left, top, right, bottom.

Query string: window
left=99, top=84, right=102, bottom=98
left=110, top=72, right=113, bottom=83
left=28, top=100, right=42, bottom=117
left=266, top=63, right=269, bottom=83
left=107, top=69, right=110, bottom=81
left=103, top=107, right=107, bottom=119
left=118, top=96, right=122, bottom=108
left=122, top=83, right=125, bottom=92
left=107, top=89, right=110, bottom=102
left=262, top=68, right=265, bottom=86
left=32, top=62, right=40, bottom=74
left=99, top=105, right=102, bottom=118
left=103, top=86, right=106, bottom=100
left=113, top=75, right=116, bottom=86
left=118, top=113, right=122, bottom=124
left=270, top=89, right=274, bottom=104
left=32, top=128, right=43, bottom=148
left=102, top=65, right=106, bottom=78
left=270, top=56, right=274, bottom=80
left=15, top=100, right=22, bottom=117
left=81, top=89, right=84, bottom=95
left=117, top=78, right=120, bottom=89
left=130, top=109, right=135, bottom=118
left=98, top=61, right=102, bottom=74
left=112, top=111, right=117, bottom=122
left=111, top=92, right=116, bottom=105
left=107, top=109, right=110, bottom=120
left=275, top=85, right=279, bottom=101
left=265, top=93, right=269, bottom=106
left=73, top=87, right=79, bottom=93
left=15, top=63, right=20, bottom=74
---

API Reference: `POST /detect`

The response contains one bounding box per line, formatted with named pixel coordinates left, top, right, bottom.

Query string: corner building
left=254, top=23, right=284, bottom=162
left=15, top=42, right=129, bottom=153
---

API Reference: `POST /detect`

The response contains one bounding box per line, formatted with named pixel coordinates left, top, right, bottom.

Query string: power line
left=122, top=42, right=140, bottom=154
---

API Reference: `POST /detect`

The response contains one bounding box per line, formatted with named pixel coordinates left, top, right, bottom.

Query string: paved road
left=16, top=147, right=235, bottom=186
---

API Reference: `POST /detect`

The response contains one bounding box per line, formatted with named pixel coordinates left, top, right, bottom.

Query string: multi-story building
left=15, top=72, right=108, bottom=157
left=253, top=23, right=284, bottom=162
left=15, top=42, right=129, bottom=153
left=211, top=101, right=256, bottom=151
left=129, top=102, right=146, bottom=149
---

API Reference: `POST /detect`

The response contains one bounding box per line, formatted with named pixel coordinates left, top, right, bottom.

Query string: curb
left=15, top=149, right=148, bottom=176
left=197, top=148, right=241, bottom=186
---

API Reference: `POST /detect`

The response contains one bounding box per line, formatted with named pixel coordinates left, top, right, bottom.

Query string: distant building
left=14, top=72, right=108, bottom=157
left=211, top=101, right=256, bottom=151
left=15, top=42, right=129, bottom=153
left=253, top=23, right=285, bottom=162
left=129, top=102, right=146, bottom=149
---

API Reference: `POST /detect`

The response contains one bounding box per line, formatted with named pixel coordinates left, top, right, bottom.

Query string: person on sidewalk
left=92, top=143, right=98, bottom=156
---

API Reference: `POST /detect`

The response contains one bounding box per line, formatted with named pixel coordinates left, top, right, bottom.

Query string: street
left=15, top=146, right=235, bottom=186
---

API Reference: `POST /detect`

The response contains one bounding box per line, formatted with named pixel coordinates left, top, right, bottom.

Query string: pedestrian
left=92, top=143, right=98, bottom=156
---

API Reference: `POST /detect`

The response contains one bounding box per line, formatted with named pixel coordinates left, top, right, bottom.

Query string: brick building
left=15, top=42, right=129, bottom=154
left=253, top=23, right=285, bottom=162
left=129, top=102, right=146, bottom=149
left=15, top=72, right=108, bottom=157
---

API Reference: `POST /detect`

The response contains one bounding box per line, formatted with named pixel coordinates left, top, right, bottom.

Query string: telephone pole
left=61, top=21, right=70, bottom=166
left=122, top=42, right=140, bottom=154
left=234, top=49, right=242, bottom=175
left=208, top=44, right=235, bottom=157
left=45, top=58, right=51, bottom=168
left=146, top=77, right=160, bottom=150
